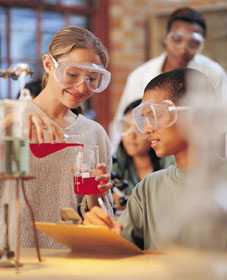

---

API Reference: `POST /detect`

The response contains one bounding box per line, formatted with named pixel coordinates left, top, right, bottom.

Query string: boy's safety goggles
left=166, top=31, right=204, bottom=54
left=132, top=100, right=189, bottom=133
left=50, top=55, right=111, bottom=93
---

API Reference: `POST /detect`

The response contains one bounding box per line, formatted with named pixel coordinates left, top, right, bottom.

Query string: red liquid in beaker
left=73, top=176, right=106, bottom=195
left=30, top=143, right=83, bottom=158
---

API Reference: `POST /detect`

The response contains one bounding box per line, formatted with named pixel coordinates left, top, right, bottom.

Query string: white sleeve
left=189, top=55, right=227, bottom=103
left=116, top=70, right=145, bottom=121
left=213, top=69, right=227, bottom=103
left=109, top=70, right=145, bottom=150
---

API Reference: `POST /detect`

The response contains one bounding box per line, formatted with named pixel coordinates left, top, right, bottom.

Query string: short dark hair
left=25, top=79, right=42, bottom=97
left=144, top=68, right=214, bottom=103
left=123, top=99, right=142, bottom=115
left=17, top=78, right=42, bottom=99
left=167, top=7, right=207, bottom=37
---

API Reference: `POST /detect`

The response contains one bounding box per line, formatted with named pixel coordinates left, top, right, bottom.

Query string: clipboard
left=35, top=222, right=143, bottom=255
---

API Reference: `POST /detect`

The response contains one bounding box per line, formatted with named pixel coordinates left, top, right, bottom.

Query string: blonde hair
left=42, top=26, right=109, bottom=89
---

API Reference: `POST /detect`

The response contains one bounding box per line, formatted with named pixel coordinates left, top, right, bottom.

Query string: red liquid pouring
left=73, top=176, right=106, bottom=195
left=30, top=143, right=83, bottom=158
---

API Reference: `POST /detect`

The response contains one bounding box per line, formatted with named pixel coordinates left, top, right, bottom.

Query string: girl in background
left=112, top=99, right=162, bottom=210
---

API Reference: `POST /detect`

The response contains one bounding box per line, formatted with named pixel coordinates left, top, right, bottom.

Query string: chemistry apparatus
left=0, top=63, right=41, bottom=268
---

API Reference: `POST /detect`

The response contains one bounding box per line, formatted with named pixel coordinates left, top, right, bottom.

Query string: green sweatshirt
left=118, top=165, right=200, bottom=250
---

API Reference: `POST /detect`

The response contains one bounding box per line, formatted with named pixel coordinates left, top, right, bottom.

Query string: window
left=0, top=0, right=110, bottom=131
left=0, top=0, right=92, bottom=99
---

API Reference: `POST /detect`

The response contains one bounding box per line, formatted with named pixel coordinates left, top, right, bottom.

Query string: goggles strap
left=49, top=54, right=58, bottom=68
left=169, top=106, right=190, bottom=112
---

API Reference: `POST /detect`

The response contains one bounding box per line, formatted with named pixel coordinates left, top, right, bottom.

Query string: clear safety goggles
left=166, top=31, right=204, bottom=54
left=119, top=117, right=148, bottom=138
left=50, top=55, right=111, bottom=93
left=132, top=100, right=189, bottom=133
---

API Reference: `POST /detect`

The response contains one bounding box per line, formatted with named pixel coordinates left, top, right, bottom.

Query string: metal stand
left=0, top=204, right=16, bottom=268
left=0, top=174, right=42, bottom=268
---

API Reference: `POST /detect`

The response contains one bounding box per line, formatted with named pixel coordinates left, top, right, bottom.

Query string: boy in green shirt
left=84, top=67, right=227, bottom=250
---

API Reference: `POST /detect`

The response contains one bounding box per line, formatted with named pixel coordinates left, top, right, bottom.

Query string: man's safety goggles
left=132, top=100, right=189, bottom=133
left=50, top=55, right=111, bottom=93
left=166, top=31, right=204, bottom=54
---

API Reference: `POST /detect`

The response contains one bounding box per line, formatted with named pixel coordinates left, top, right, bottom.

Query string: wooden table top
left=1, top=246, right=227, bottom=280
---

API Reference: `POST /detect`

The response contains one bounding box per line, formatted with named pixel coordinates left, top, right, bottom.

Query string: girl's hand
left=69, top=163, right=112, bottom=194
left=86, top=163, right=112, bottom=210
left=70, top=162, right=112, bottom=210
left=95, top=163, right=112, bottom=195
left=29, top=112, right=65, bottom=143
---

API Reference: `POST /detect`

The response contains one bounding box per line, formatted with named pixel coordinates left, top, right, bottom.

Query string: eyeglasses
left=132, top=100, right=189, bottom=133
left=50, top=55, right=111, bottom=93
left=166, top=31, right=204, bottom=54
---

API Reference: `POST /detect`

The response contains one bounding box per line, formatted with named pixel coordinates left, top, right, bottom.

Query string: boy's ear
left=43, top=54, right=54, bottom=74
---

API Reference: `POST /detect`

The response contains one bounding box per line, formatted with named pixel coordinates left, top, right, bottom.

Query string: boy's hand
left=83, top=206, right=123, bottom=234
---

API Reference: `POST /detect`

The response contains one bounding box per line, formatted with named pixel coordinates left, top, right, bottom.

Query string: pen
left=98, top=197, right=108, bottom=213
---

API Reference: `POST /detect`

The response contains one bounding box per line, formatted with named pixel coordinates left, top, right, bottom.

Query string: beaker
left=29, top=133, right=83, bottom=158
left=73, top=145, right=105, bottom=195
left=0, top=99, right=29, bottom=176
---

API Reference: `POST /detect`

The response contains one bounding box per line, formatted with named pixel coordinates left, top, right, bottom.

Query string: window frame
left=0, top=0, right=110, bottom=131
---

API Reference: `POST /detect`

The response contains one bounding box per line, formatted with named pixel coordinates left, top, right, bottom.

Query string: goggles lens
left=51, top=55, right=111, bottom=93
left=132, top=100, right=189, bottom=133
left=119, top=118, right=147, bottom=137
left=167, top=31, right=204, bottom=54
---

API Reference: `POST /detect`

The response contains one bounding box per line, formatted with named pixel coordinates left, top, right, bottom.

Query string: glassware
left=73, top=145, right=105, bottom=195
left=0, top=99, right=29, bottom=176
left=30, top=133, right=83, bottom=158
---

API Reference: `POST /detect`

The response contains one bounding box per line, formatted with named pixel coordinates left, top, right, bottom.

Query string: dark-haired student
left=112, top=99, right=166, bottom=211
left=84, top=67, right=227, bottom=250
left=113, top=99, right=162, bottom=194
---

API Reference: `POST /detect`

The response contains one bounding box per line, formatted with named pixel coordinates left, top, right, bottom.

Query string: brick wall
left=108, top=0, right=227, bottom=123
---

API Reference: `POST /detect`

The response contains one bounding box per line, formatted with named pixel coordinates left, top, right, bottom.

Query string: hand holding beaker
left=73, top=146, right=109, bottom=195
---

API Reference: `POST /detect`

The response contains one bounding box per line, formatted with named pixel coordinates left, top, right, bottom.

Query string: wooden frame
left=0, top=0, right=110, bottom=130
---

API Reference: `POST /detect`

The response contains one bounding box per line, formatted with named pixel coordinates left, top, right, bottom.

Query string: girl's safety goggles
left=166, top=31, right=204, bottom=54
left=50, top=55, right=111, bottom=93
left=119, top=117, right=148, bottom=138
left=132, top=100, right=189, bottom=133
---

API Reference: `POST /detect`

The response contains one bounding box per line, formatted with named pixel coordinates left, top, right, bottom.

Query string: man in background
left=111, top=7, right=227, bottom=149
